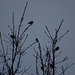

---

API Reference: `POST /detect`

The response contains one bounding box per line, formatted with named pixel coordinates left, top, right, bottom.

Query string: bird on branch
left=35, top=38, right=39, bottom=42
left=55, top=46, right=59, bottom=51
left=28, top=21, right=33, bottom=25
left=10, top=35, right=16, bottom=39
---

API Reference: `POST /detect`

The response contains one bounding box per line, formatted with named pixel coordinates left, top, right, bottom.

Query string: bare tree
left=34, top=19, right=73, bottom=75
left=0, top=1, right=36, bottom=75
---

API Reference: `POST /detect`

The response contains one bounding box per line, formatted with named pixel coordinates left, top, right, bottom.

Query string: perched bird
left=50, top=63, right=55, bottom=68
left=28, top=21, right=33, bottom=25
left=46, top=51, right=49, bottom=57
left=10, top=35, right=16, bottom=39
left=55, top=46, right=59, bottom=51
left=50, top=64, right=53, bottom=68
left=0, top=32, right=1, bottom=37
left=35, top=38, right=39, bottom=42
left=41, top=66, right=44, bottom=71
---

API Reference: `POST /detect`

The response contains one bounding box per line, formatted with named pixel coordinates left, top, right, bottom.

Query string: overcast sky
left=0, top=0, right=75, bottom=75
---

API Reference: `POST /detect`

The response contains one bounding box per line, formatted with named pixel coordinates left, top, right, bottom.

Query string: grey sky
left=0, top=0, right=75, bottom=75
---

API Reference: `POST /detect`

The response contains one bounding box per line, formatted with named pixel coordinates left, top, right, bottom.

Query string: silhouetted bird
left=28, top=21, right=33, bottom=25
left=50, top=64, right=53, bottom=68
left=46, top=51, right=49, bottom=57
left=41, top=66, right=44, bottom=71
left=35, top=38, right=39, bottom=42
left=0, top=32, right=1, bottom=37
left=55, top=46, right=59, bottom=51
left=10, top=35, right=16, bottom=39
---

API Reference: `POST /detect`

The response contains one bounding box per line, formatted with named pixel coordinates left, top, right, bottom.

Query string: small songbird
left=41, top=66, right=44, bottom=71
left=55, top=46, right=59, bottom=51
left=10, top=35, right=16, bottom=39
left=35, top=38, right=39, bottom=42
left=0, top=32, right=1, bottom=37
left=28, top=21, right=33, bottom=25
left=50, top=64, right=53, bottom=68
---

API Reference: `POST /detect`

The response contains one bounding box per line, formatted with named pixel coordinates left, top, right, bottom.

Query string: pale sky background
left=0, top=0, right=75, bottom=75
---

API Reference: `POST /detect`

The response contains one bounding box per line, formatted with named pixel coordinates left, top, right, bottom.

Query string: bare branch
left=55, top=51, right=62, bottom=58
left=59, top=63, right=74, bottom=75
left=21, top=65, right=32, bottom=75
left=22, top=41, right=37, bottom=53
left=45, top=25, right=53, bottom=41
left=17, top=1, right=28, bottom=37
left=56, top=56, right=68, bottom=64
left=57, top=30, right=69, bottom=42
left=56, top=19, right=64, bottom=33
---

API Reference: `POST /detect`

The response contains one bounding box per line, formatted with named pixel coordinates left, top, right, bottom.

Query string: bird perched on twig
left=55, top=46, right=59, bottom=51
left=50, top=64, right=54, bottom=68
left=35, top=38, right=39, bottom=42
left=10, top=35, right=16, bottom=39
left=28, top=21, right=33, bottom=25
left=0, top=32, right=1, bottom=37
